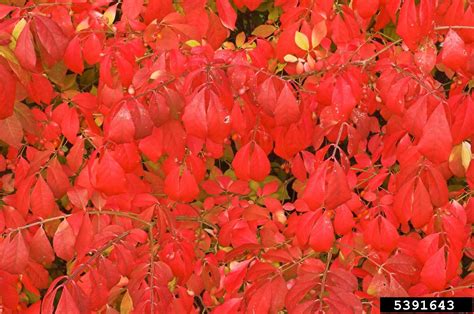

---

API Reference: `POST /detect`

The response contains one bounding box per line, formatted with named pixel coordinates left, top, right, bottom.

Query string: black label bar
left=380, top=297, right=473, bottom=313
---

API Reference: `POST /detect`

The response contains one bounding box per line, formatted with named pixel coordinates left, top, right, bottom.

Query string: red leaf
left=0, top=113, right=23, bottom=148
left=232, top=142, right=252, bottom=181
left=56, top=286, right=80, bottom=314
left=326, top=268, right=358, bottom=291
left=216, top=0, right=237, bottom=30
left=122, top=0, right=143, bottom=19
left=0, top=233, right=29, bottom=273
left=182, top=89, right=207, bottom=138
left=417, top=104, right=453, bottom=164
left=26, top=73, right=54, bottom=105
left=224, top=260, right=250, bottom=294
left=364, top=216, right=399, bottom=252
left=207, top=92, right=231, bottom=143
left=301, top=163, right=326, bottom=210
left=420, top=248, right=446, bottom=291
left=418, top=0, right=434, bottom=36
left=164, top=166, right=200, bottom=202
left=128, top=100, right=154, bottom=139
left=72, top=93, right=98, bottom=114
left=367, top=273, right=408, bottom=297
left=332, top=77, right=356, bottom=122
left=403, top=95, right=427, bottom=138
left=325, top=162, right=351, bottom=210
left=212, top=298, right=242, bottom=313
left=15, top=22, right=36, bottom=71
left=241, top=0, right=262, bottom=11
left=30, top=227, right=55, bottom=265
left=232, top=142, right=270, bottom=181
left=230, top=220, right=259, bottom=247
left=64, top=36, right=83, bottom=74
left=309, top=214, right=335, bottom=252
left=143, top=0, right=174, bottom=24
left=274, top=84, right=300, bottom=126
left=250, top=142, right=271, bottom=181
left=294, top=211, right=318, bottom=246
left=139, top=127, right=163, bottom=161
left=334, top=205, right=354, bottom=236
left=61, top=107, right=79, bottom=144
left=385, top=253, right=418, bottom=276
left=414, top=43, right=436, bottom=75
left=82, top=33, right=102, bottom=65
left=67, top=187, right=89, bottom=210
left=440, top=30, right=468, bottom=71
left=0, top=4, right=15, bottom=19
left=105, top=102, right=136, bottom=143
left=411, top=179, right=433, bottom=228
left=451, top=96, right=474, bottom=143
left=53, top=219, right=76, bottom=261
left=423, top=166, right=449, bottom=207
left=392, top=178, right=415, bottom=225
left=67, top=139, right=85, bottom=173
left=115, top=55, right=134, bottom=87
left=353, top=0, right=379, bottom=19
left=0, top=270, right=19, bottom=309
left=94, top=153, right=127, bottom=195
left=33, top=16, right=68, bottom=64
left=75, top=214, right=93, bottom=258
left=0, top=64, right=16, bottom=119
left=257, top=77, right=278, bottom=115
left=396, top=0, right=420, bottom=49
left=46, top=158, right=70, bottom=198
left=30, top=176, right=56, bottom=218
left=416, top=233, right=440, bottom=264
left=246, top=276, right=287, bottom=313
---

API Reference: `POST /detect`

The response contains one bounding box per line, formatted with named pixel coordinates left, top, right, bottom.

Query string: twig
left=68, top=230, right=130, bottom=280
left=435, top=25, right=474, bottom=31
left=318, top=250, right=333, bottom=311
left=2, top=214, right=71, bottom=236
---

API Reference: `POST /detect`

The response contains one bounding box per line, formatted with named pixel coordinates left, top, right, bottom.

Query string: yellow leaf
left=0, top=46, right=18, bottom=64
left=241, top=41, right=256, bottom=49
left=275, top=62, right=286, bottom=73
left=366, top=273, right=386, bottom=296
left=149, top=70, right=164, bottom=80
left=103, top=4, right=117, bottom=26
left=222, top=41, right=235, bottom=50
left=311, top=20, right=327, bottom=48
left=236, top=32, right=246, bottom=48
left=95, top=114, right=104, bottom=127
left=283, top=54, right=298, bottom=63
left=268, top=6, right=282, bottom=21
left=168, top=277, right=177, bottom=292
left=461, top=141, right=472, bottom=171
left=76, top=19, right=90, bottom=32
left=449, top=142, right=472, bottom=177
left=120, top=290, right=133, bottom=314
left=252, top=25, right=276, bottom=38
left=295, top=31, right=309, bottom=51
left=9, top=18, right=26, bottom=50
left=185, top=39, right=201, bottom=47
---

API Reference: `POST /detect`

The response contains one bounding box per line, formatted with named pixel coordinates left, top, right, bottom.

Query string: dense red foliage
left=0, top=0, right=473, bottom=312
